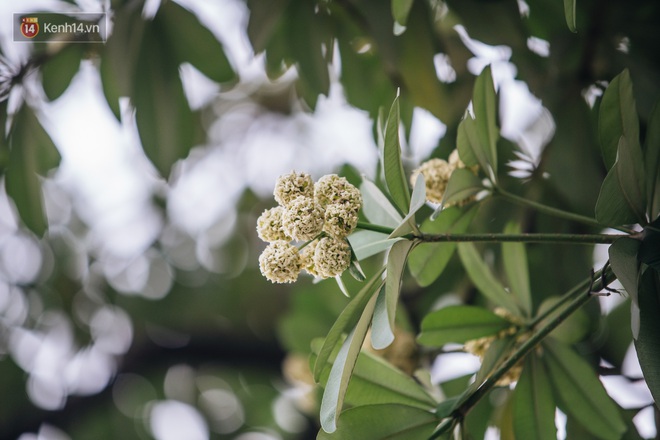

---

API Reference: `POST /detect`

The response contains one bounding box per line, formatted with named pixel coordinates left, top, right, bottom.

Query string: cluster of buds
left=410, top=149, right=477, bottom=205
left=257, top=172, right=362, bottom=284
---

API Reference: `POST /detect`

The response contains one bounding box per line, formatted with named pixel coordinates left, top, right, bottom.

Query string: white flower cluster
left=257, top=171, right=362, bottom=284
left=411, top=149, right=477, bottom=205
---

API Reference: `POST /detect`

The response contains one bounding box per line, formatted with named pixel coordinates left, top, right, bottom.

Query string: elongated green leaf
left=615, top=136, right=647, bottom=223
left=385, top=240, right=415, bottom=334
left=371, top=285, right=394, bottom=350
left=348, top=230, right=402, bottom=260
left=634, top=268, right=660, bottom=407
left=418, top=305, right=511, bottom=347
left=457, top=242, right=521, bottom=314
left=383, top=96, right=411, bottom=214
left=41, top=44, right=83, bottom=101
left=502, top=222, right=532, bottom=316
left=408, top=205, right=478, bottom=287
left=392, top=0, right=414, bottom=26
left=609, top=237, right=641, bottom=301
left=134, top=23, right=196, bottom=179
left=317, top=404, right=437, bottom=440
left=599, top=69, right=640, bottom=170
left=472, top=65, right=499, bottom=178
left=645, top=101, right=660, bottom=219
left=513, top=356, right=557, bottom=440
left=157, top=1, right=235, bottom=83
left=440, top=168, right=484, bottom=209
left=474, top=336, right=516, bottom=384
left=536, top=297, right=589, bottom=344
left=457, top=115, right=494, bottom=182
left=314, top=268, right=386, bottom=382
left=544, top=339, right=626, bottom=440
left=595, top=164, right=639, bottom=226
left=389, top=173, right=425, bottom=238
left=320, top=293, right=378, bottom=433
left=563, top=0, right=577, bottom=32
left=6, top=105, right=61, bottom=236
left=638, top=220, right=660, bottom=272
left=360, top=179, right=403, bottom=228
left=311, top=340, right=436, bottom=409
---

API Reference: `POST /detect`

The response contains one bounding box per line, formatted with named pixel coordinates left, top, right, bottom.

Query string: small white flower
left=410, top=158, right=453, bottom=203
left=448, top=149, right=465, bottom=169
left=323, top=203, right=359, bottom=239
left=313, top=237, right=351, bottom=279
left=281, top=196, right=325, bottom=242
left=259, top=241, right=302, bottom=284
left=256, top=206, right=291, bottom=242
left=300, top=239, right=320, bottom=277
left=314, top=174, right=362, bottom=212
left=274, top=171, right=314, bottom=208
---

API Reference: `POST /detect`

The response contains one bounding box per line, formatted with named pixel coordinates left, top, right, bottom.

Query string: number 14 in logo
left=21, top=17, right=39, bottom=38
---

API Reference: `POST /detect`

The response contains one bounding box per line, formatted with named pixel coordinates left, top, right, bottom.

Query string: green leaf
left=156, top=1, right=236, bottom=83
left=385, top=240, right=415, bottom=336
left=638, top=221, right=660, bottom=272
left=417, top=305, right=511, bottom=347
left=513, top=355, right=557, bottom=440
left=502, top=222, right=532, bottom=316
left=347, top=230, right=403, bottom=260
left=599, top=69, right=640, bottom=170
left=371, top=285, right=394, bottom=350
left=472, top=65, right=499, bottom=179
left=133, top=23, right=196, bottom=179
left=595, top=164, right=639, bottom=226
left=5, top=104, right=61, bottom=236
left=41, top=44, right=83, bottom=101
left=645, top=101, right=660, bottom=219
left=634, top=269, right=660, bottom=407
left=360, top=179, right=403, bottom=228
left=544, top=339, right=626, bottom=440
left=615, top=136, right=647, bottom=223
left=245, top=0, right=288, bottom=53
left=536, top=297, right=590, bottom=344
left=317, top=404, right=437, bottom=440
left=563, top=0, right=577, bottom=32
left=392, top=0, right=414, bottom=26
left=408, top=205, right=478, bottom=287
left=389, top=173, right=425, bottom=238
left=457, top=114, right=494, bottom=182
left=609, top=237, right=641, bottom=301
left=313, top=268, right=385, bottom=382
left=474, top=336, right=516, bottom=384
left=439, top=168, right=484, bottom=209
left=320, top=293, right=378, bottom=433
left=383, top=96, right=411, bottom=215
left=311, top=341, right=437, bottom=410
left=457, top=242, right=521, bottom=314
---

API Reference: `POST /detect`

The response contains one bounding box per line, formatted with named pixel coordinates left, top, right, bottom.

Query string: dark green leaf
left=41, top=44, right=83, bottom=101
left=457, top=242, right=521, bottom=314
left=456, top=113, right=480, bottom=168
left=440, top=168, right=484, bottom=209
left=313, top=268, right=386, bottom=382
left=472, top=65, right=499, bottom=179
left=609, top=237, right=641, bottom=300
left=319, top=293, right=378, bottom=433
left=392, top=0, right=414, bottom=27
left=383, top=96, right=411, bottom=214
left=634, top=269, right=660, bottom=407
left=595, top=165, right=639, bottom=226
left=157, top=1, right=236, bottom=83
left=646, top=101, right=660, bottom=219
left=246, top=0, right=289, bottom=53
left=371, top=285, right=394, bottom=350
left=317, top=404, right=437, bottom=440
left=311, top=340, right=437, bottom=410
left=544, top=339, right=626, bottom=440
left=563, top=0, right=577, bottom=32
left=599, top=69, right=640, bottom=170
left=513, top=356, right=557, bottom=440
left=638, top=221, right=660, bottom=272
left=6, top=104, right=61, bottom=236
left=385, top=240, right=415, bottom=334
left=615, top=136, right=647, bottom=223
left=502, top=222, right=532, bottom=316
left=408, top=205, right=477, bottom=287
left=417, top=305, right=511, bottom=347
left=536, top=297, right=590, bottom=344
left=133, top=24, right=196, bottom=179
left=360, top=179, right=403, bottom=228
